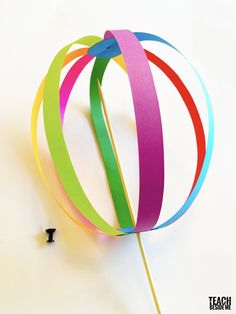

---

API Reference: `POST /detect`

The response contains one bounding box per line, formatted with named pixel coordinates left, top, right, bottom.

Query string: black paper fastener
left=45, top=228, right=56, bottom=243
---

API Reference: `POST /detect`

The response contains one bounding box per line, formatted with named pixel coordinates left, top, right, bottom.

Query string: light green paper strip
left=43, top=36, right=123, bottom=236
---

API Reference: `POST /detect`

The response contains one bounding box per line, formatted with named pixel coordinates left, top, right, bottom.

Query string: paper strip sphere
left=31, top=30, right=214, bottom=236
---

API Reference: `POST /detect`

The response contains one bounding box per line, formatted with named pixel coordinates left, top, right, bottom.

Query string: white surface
left=0, top=0, right=235, bottom=313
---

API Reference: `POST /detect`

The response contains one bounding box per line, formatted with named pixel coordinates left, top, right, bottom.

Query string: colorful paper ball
left=32, top=30, right=214, bottom=236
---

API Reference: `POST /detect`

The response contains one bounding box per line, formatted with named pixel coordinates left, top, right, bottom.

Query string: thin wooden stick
left=97, top=80, right=162, bottom=314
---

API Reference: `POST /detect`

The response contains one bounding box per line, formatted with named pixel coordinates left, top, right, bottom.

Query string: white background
left=0, top=0, right=235, bottom=313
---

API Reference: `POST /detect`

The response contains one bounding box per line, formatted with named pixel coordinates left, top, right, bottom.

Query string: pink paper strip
left=105, top=30, right=164, bottom=232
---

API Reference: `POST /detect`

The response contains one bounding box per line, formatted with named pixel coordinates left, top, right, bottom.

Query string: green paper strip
left=89, top=57, right=134, bottom=228
left=43, top=36, right=123, bottom=236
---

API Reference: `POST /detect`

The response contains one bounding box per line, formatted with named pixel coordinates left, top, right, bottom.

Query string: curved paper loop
left=32, top=37, right=125, bottom=236
left=61, top=57, right=134, bottom=229
left=88, top=31, right=214, bottom=231
left=104, top=30, right=164, bottom=232
left=32, top=48, right=101, bottom=234
left=43, top=40, right=123, bottom=236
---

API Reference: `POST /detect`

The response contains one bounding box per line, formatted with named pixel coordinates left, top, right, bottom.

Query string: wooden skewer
left=97, top=79, right=162, bottom=314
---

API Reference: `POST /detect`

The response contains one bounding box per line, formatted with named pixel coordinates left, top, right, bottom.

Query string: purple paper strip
left=104, top=30, right=164, bottom=232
